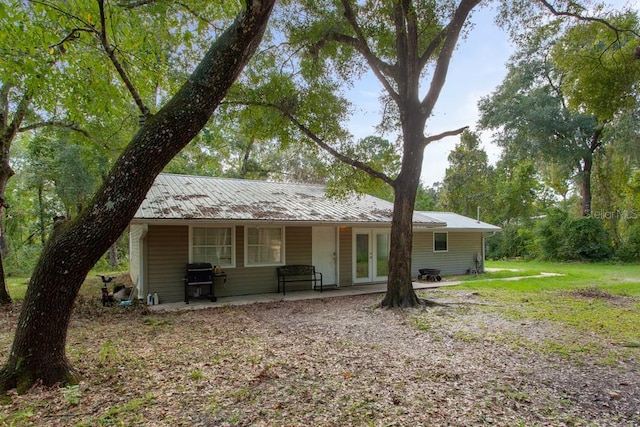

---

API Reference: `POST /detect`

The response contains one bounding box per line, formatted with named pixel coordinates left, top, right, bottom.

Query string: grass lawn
left=452, top=260, right=640, bottom=349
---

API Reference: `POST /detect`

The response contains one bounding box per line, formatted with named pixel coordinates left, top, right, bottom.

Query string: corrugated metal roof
left=415, top=211, right=501, bottom=231
left=133, top=174, right=446, bottom=226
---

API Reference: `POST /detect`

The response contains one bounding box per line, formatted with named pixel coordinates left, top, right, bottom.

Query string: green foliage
left=488, top=159, right=541, bottom=225
left=486, top=222, right=534, bottom=260
left=326, top=136, right=399, bottom=198
left=439, top=130, right=494, bottom=218
left=534, top=210, right=613, bottom=261
left=614, top=222, right=640, bottom=262
left=477, top=12, right=640, bottom=217
left=558, top=216, right=613, bottom=261
left=61, top=385, right=82, bottom=406
left=552, top=12, right=640, bottom=120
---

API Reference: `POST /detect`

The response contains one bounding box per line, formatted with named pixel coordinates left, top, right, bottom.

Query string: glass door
left=374, top=231, right=390, bottom=281
left=353, top=229, right=390, bottom=283
left=354, top=230, right=371, bottom=283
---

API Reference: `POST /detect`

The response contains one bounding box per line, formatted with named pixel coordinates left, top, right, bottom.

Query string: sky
left=344, top=2, right=636, bottom=187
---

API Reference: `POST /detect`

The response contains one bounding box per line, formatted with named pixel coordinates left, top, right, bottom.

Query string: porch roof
left=133, top=173, right=446, bottom=227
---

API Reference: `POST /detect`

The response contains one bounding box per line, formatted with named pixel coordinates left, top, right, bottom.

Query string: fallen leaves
left=0, top=291, right=639, bottom=426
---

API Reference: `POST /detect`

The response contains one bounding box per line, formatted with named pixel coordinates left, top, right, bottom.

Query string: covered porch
left=148, top=279, right=461, bottom=312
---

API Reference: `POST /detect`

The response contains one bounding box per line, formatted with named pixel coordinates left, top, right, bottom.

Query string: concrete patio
left=148, top=279, right=461, bottom=312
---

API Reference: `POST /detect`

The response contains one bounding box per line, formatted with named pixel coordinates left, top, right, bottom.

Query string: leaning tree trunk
left=0, top=0, right=275, bottom=393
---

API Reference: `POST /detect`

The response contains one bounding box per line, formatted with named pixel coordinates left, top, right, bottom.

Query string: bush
left=486, top=222, right=535, bottom=260
left=534, top=211, right=613, bottom=261
left=533, top=209, right=568, bottom=260
left=614, top=223, right=640, bottom=262
left=557, top=217, right=613, bottom=261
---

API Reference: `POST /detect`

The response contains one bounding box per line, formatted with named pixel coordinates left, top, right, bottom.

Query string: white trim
left=189, top=225, right=236, bottom=268
left=433, top=231, right=448, bottom=252
left=244, top=225, right=286, bottom=267
left=352, top=228, right=390, bottom=283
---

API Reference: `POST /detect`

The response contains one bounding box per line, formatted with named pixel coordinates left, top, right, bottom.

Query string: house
left=129, top=173, right=500, bottom=303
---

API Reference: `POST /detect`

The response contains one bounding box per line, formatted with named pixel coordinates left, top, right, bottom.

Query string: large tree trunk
left=0, top=0, right=275, bottom=393
left=381, top=125, right=425, bottom=308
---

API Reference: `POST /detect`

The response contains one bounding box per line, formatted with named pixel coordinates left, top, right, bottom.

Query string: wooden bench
left=277, top=265, right=323, bottom=295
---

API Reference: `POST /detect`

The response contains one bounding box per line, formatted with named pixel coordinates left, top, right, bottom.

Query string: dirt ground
left=1, top=289, right=639, bottom=426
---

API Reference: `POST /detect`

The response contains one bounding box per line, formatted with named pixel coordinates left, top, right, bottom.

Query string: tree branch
left=239, top=100, right=395, bottom=186
left=18, top=121, right=92, bottom=138
left=4, top=89, right=34, bottom=144
left=537, top=0, right=640, bottom=37
left=309, top=33, right=396, bottom=79
left=392, top=0, right=410, bottom=98
left=116, top=0, right=155, bottom=9
left=97, top=0, right=151, bottom=118
left=340, top=0, right=400, bottom=103
left=589, top=126, right=604, bottom=153
left=420, top=0, right=481, bottom=117
left=418, top=26, right=448, bottom=70
left=423, top=126, right=468, bottom=147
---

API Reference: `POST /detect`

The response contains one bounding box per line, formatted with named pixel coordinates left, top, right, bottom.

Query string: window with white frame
left=434, top=232, right=448, bottom=252
left=192, top=226, right=234, bottom=267
left=246, top=226, right=284, bottom=266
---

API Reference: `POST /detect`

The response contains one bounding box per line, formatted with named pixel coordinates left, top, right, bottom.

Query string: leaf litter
left=1, top=289, right=639, bottom=426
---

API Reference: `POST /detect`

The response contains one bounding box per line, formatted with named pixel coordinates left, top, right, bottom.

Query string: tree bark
left=580, top=155, right=593, bottom=217
left=0, top=134, right=16, bottom=305
left=0, top=0, right=275, bottom=393
left=0, top=253, right=10, bottom=305
left=108, top=243, right=119, bottom=269
left=380, top=107, right=426, bottom=308
left=379, top=0, right=480, bottom=307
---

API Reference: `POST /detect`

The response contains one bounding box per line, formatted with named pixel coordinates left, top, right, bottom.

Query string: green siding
left=145, top=225, right=315, bottom=302
left=142, top=224, right=484, bottom=303
left=412, top=231, right=482, bottom=277
left=146, top=225, right=189, bottom=303
left=218, top=226, right=313, bottom=296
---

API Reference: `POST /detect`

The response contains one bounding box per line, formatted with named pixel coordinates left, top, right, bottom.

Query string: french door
left=353, top=229, right=390, bottom=283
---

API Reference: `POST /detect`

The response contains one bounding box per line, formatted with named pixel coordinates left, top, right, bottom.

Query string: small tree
left=439, top=130, right=493, bottom=219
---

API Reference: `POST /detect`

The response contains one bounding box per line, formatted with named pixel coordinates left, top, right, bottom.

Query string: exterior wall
left=412, top=231, right=483, bottom=277
left=140, top=222, right=485, bottom=303
left=338, top=226, right=353, bottom=286
left=218, top=226, right=312, bottom=296
left=143, top=224, right=313, bottom=303
left=146, top=225, right=189, bottom=303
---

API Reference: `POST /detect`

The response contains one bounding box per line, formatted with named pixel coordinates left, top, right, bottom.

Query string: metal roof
left=133, top=174, right=446, bottom=226
left=415, top=211, right=501, bottom=232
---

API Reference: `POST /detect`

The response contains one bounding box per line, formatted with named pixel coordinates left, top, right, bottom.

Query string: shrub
left=557, top=216, right=613, bottom=261
left=614, top=223, right=640, bottom=262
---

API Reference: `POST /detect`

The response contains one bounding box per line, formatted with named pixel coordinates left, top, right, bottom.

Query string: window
left=192, top=227, right=235, bottom=267
left=434, top=232, right=448, bottom=252
left=246, top=226, right=284, bottom=266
